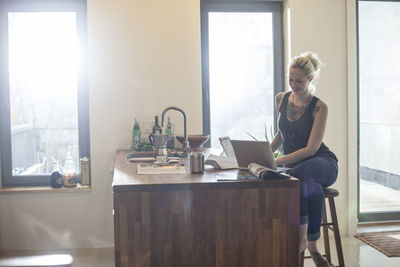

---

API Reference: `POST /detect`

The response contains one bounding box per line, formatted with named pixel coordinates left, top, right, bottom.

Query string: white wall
left=0, top=0, right=352, bottom=250
left=0, top=0, right=202, bottom=250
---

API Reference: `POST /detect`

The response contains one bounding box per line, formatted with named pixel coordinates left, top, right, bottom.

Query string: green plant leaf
left=264, top=123, right=269, bottom=142
left=273, top=150, right=282, bottom=159
left=270, top=126, right=274, bottom=143
left=246, top=132, right=258, bottom=141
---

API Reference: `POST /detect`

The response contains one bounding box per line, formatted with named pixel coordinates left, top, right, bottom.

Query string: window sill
left=0, top=186, right=91, bottom=194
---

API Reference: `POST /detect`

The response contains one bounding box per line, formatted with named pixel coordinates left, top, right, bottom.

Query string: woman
left=271, top=52, right=338, bottom=267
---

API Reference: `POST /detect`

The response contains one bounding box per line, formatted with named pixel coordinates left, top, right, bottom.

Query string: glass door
left=358, top=0, right=400, bottom=221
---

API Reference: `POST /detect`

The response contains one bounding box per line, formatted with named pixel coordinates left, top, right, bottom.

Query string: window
left=357, top=0, right=400, bottom=221
left=0, top=0, right=89, bottom=187
left=201, top=0, right=284, bottom=147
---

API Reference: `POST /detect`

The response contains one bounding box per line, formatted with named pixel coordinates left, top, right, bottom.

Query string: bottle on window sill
left=63, top=154, right=77, bottom=188
left=50, top=161, right=63, bottom=188
left=80, top=157, right=90, bottom=187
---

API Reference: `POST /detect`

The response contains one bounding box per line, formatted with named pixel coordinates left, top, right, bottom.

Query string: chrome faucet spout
left=161, top=106, right=189, bottom=156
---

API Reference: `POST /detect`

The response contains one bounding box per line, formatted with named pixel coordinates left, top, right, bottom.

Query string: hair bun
left=301, top=52, right=321, bottom=72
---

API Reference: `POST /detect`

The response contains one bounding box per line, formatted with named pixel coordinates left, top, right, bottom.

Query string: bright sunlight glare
left=8, top=12, right=80, bottom=175
left=208, top=12, right=274, bottom=147
left=8, top=12, right=78, bottom=104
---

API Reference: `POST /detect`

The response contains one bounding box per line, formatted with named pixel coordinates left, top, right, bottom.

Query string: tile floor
left=0, top=248, right=114, bottom=267
left=1, top=235, right=400, bottom=267
left=303, top=235, right=400, bottom=267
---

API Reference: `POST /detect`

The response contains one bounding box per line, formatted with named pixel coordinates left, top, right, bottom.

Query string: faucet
left=161, top=106, right=189, bottom=156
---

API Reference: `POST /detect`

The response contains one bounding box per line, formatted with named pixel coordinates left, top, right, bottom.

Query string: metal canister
left=189, top=152, right=204, bottom=173
left=80, top=157, right=90, bottom=187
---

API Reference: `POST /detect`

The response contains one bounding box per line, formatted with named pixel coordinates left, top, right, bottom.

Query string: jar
left=63, top=156, right=76, bottom=187
left=189, top=152, right=204, bottom=173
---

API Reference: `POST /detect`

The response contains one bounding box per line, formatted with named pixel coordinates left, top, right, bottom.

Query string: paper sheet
left=205, top=154, right=238, bottom=170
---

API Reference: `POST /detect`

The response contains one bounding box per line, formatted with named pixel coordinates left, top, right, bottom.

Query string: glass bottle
left=132, top=118, right=141, bottom=145
left=50, top=161, right=63, bottom=188
left=152, top=115, right=162, bottom=134
left=165, top=116, right=175, bottom=149
left=63, top=153, right=77, bottom=187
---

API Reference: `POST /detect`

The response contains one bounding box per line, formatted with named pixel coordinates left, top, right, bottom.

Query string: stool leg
left=329, top=197, right=345, bottom=267
left=299, top=251, right=305, bottom=267
left=322, top=199, right=331, bottom=264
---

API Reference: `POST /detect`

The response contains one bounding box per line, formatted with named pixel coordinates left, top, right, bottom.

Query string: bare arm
left=271, top=131, right=282, bottom=152
left=275, top=100, right=328, bottom=166
left=271, top=92, right=285, bottom=151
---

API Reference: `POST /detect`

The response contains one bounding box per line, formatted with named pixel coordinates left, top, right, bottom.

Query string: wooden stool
left=299, top=188, right=345, bottom=267
left=0, top=254, right=73, bottom=267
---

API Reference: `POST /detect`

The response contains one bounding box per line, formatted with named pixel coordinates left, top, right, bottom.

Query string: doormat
left=355, top=231, right=400, bottom=257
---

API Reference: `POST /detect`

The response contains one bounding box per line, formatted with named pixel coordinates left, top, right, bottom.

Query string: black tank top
left=278, top=92, right=338, bottom=167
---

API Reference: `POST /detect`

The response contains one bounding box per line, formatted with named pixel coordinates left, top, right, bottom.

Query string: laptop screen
left=231, top=140, right=276, bottom=170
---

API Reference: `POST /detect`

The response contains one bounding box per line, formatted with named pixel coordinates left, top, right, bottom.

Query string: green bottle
left=132, top=118, right=141, bottom=146
left=165, top=116, right=174, bottom=149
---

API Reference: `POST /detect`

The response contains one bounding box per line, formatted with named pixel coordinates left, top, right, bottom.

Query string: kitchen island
left=112, top=149, right=300, bottom=267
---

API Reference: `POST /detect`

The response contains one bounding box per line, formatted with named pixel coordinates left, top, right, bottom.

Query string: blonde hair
left=289, top=52, right=322, bottom=93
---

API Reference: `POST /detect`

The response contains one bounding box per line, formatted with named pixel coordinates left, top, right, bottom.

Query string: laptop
left=231, top=140, right=277, bottom=171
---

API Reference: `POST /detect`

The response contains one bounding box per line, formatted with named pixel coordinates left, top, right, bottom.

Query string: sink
left=176, top=135, right=210, bottom=149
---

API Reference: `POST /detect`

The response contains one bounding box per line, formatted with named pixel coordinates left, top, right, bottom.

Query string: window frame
left=0, top=0, right=89, bottom=187
left=200, top=0, right=284, bottom=147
